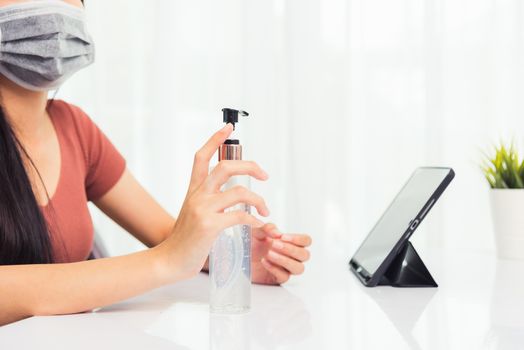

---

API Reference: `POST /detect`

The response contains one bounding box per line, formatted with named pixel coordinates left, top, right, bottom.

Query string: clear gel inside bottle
left=210, top=175, right=251, bottom=314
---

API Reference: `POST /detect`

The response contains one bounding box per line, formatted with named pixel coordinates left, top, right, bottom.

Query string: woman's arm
left=94, top=169, right=175, bottom=247
left=0, top=248, right=164, bottom=326
left=0, top=124, right=270, bottom=326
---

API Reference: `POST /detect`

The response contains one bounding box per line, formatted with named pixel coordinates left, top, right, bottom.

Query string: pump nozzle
left=222, top=108, right=249, bottom=130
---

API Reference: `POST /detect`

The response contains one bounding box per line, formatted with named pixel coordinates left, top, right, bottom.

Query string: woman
left=0, top=0, right=311, bottom=326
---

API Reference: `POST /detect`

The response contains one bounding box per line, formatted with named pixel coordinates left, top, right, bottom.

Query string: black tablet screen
left=352, top=168, right=451, bottom=276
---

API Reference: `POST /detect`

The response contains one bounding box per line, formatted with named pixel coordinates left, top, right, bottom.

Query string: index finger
left=188, top=123, right=234, bottom=193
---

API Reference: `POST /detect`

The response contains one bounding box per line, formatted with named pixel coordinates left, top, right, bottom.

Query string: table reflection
left=484, top=260, right=524, bottom=349
left=364, top=287, right=437, bottom=350
left=145, top=283, right=311, bottom=349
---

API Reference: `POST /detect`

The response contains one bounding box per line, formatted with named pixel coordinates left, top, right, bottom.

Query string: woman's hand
left=251, top=223, right=312, bottom=285
left=154, top=124, right=270, bottom=283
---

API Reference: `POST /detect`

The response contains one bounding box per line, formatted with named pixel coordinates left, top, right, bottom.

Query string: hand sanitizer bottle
left=209, top=108, right=251, bottom=314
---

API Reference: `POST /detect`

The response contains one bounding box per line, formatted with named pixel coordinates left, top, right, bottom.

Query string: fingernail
left=223, top=123, right=233, bottom=131
left=281, top=234, right=293, bottom=242
left=268, top=250, right=280, bottom=260
left=270, top=229, right=282, bottom=238
left=272, top=240, right=284, bottom=249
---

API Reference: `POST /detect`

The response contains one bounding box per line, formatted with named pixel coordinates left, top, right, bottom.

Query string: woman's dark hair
left=0, top=106, right=54, bottom=264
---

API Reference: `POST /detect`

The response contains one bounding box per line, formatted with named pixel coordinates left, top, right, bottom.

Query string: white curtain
left=59, top=0, right=524, bottom=259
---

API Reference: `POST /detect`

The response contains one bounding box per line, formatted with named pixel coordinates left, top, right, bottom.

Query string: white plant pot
left=490, top=189, right=524, bottom=260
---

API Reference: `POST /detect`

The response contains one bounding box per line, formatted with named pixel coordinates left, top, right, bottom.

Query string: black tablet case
left=377, top=241, right=437, bottom=287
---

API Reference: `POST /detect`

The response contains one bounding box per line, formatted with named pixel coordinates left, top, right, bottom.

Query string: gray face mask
left=0, top=0, right=95, bottom=91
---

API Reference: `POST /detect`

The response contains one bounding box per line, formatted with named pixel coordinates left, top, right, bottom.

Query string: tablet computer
left=349, top=167, right=454, bottom=287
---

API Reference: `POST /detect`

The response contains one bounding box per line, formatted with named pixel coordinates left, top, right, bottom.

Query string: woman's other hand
left=251, top=223, right=312, bottom=285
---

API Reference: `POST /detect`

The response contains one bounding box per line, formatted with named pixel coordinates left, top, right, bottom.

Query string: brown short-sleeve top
left=41, top=100, right=126, bottom=263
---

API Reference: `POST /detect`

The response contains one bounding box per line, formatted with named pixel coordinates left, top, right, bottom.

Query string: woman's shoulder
left=48, top=99, right=102, bottom=160
left=48, top=99, right=92, bottom=128
left=48, top=99, right=102, bottom=141
left=48, top=100, right=126, bottom=201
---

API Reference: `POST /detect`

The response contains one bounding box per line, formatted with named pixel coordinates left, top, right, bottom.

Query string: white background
left=58, top=0, right=524, bottom=260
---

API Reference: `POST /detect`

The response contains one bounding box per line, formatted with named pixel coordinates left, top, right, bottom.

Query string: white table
left=1, top=248, right=523, bottom=350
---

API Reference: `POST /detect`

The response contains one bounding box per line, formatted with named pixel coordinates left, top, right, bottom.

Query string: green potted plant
left=482, top=143, right=524, bottom=259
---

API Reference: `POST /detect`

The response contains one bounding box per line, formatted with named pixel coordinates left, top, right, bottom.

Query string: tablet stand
left=378, top=241, right=437, bottom=287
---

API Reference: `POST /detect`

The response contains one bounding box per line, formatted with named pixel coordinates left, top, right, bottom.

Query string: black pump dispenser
left=219, top=108, right=248, bottom=161
left=222, top=108, right=249, bottom=130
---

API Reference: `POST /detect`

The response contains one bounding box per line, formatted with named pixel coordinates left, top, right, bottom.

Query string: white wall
left=58, top=0, right=524, bottom=259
